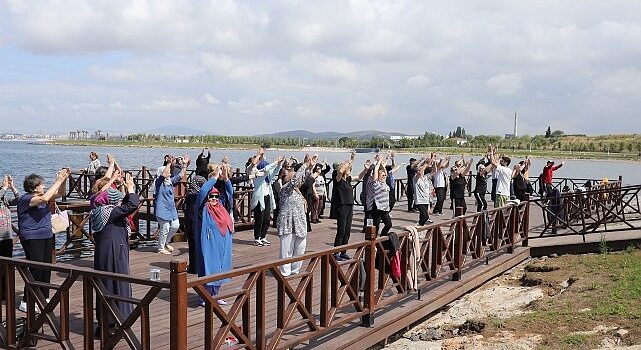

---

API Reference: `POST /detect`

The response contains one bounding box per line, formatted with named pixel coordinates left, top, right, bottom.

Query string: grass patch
left=481, top=249, right=641, bottom=349
left=562, top=333, right=591, bottom=346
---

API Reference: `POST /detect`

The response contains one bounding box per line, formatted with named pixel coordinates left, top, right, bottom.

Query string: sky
left=1, top=1, right=641, bottom=137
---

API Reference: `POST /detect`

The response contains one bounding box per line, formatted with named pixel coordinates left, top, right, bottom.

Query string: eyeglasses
left=208, top=194, right=220, bottom=200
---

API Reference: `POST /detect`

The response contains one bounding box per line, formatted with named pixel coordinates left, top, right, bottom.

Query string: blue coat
left=154, top=174, right=182, bottom=221
left=193, top=177, right=234, bottom=286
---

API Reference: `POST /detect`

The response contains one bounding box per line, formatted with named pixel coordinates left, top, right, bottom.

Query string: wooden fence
left=529, top=182, right=641, bottom=241
left=0, top=200, right=529, bottom=349
left=171, top=201, right=529, bottom=350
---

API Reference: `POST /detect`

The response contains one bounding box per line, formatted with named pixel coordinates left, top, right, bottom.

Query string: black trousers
left=362, top=209, right=372, bottom=231
left=21, top=237, right=54, bottom=300
left=474, top=192, right=487, bottom=212
left=407, top=186, right=415, bottom=211
left=416, top=204, right=430, bottom=225
left=434, top=187, right=447, bottom=214
left=491, top=179, right=498, bottom=202
left=372, top=208, right=392, bottom=236
left=334, top=204, right=353, bottom=247
left=253, top=195, right=271, bottom=240
left=453, top=198, right=467, bottom=215
left=0, top=239, right=12, bottom=300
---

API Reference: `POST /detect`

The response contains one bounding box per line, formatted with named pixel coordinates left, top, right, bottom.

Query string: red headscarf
left=206, top=188, right=234, bottom=236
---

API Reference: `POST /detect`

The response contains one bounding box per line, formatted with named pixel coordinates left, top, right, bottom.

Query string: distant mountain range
left=254, top=130, right=409, bottom=139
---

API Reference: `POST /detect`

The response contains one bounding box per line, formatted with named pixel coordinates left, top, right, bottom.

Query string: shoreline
left=44, top=140, right=641, bottom=163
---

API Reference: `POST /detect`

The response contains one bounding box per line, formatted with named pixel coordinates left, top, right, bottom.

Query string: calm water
left=0, top=141, right=639, bottom=185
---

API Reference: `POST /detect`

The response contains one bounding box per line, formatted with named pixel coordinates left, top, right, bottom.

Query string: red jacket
left=542, top=164, right=561, bottom=184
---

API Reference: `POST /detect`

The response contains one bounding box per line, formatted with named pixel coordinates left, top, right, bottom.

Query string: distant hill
left=255, top=130, right=407, bottom=139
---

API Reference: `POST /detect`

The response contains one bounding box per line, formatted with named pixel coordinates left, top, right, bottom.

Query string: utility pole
left=514, top=112, right=518, bottom=138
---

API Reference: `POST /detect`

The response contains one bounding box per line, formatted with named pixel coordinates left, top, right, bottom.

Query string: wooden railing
left=0, top=257, right=170, bottom=349
left=529, top=182, right=641, bottom=240
left=0, top=199, right=528, bottom=349
left=171, top=200, right=529, bottom=350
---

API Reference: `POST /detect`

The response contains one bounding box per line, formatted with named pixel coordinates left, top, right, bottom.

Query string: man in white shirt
left=486, top=154, right=515, bottom=208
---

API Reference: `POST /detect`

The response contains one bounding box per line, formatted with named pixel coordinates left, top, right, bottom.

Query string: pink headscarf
left=206, top=188, right=234, bottom=236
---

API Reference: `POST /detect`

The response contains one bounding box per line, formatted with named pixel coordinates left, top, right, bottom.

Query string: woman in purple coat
left=89, top=174, right=138, bottom=332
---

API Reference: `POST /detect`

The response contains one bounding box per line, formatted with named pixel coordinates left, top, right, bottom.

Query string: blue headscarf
left=257, top=159, right=270, bottom=184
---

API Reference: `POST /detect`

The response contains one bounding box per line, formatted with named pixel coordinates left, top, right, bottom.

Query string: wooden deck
left=7, top=190, right=641, bottom=350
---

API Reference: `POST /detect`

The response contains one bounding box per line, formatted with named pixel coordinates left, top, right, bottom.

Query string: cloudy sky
left=1, top=1, right=641, bottom=136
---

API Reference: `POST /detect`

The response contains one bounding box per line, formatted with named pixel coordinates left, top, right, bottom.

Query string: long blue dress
left=193, top=178, right=234, bottom=288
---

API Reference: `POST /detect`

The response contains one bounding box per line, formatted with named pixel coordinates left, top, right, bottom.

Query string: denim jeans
left=157, top=218, right=179, bottom=249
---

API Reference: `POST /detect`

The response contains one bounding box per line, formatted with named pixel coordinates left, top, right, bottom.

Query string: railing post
left=361, top=226, right=376, bottom=327
left=452, top=207, right=464, bottom=281
left=3, top=261, right=16, bottom=347
left=170, top=261, right=188, bottom=350
left=523, top=194, right=530, bottom=247
left=507, top=204, right=516, bottom=254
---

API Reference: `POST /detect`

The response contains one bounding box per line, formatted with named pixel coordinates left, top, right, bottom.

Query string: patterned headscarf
left=188, top=175, right=207, bottom=195
left=90, top=188, right=127, bottom=233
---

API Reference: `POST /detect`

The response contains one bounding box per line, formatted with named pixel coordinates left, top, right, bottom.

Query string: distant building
left=389, top=135, right=420, bottom=141
left=504, top=133, right=515, bottom=139
left=451, top=137, right=468, bottom=146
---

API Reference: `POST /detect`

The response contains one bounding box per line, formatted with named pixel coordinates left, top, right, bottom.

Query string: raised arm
left=104, top=154, right=116, bottom=179
left=459, top=158, right=473, bottom=176
left=29, top=169, right=70, bottom=207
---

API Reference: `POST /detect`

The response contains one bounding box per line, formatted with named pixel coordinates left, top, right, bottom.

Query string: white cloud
left=356, top=103, right=387, bottom=120
left=202, top=93, right=221, bottom=105
left=486, top=73, right=524, bottom=95
left=593, top=68, right=641, bottom=95
left=140, top=98, right=198, bottom=111
left=406, top=75, right=432, bottom=88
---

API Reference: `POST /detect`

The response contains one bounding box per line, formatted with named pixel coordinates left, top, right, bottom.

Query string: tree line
left=125, top=132, right=641, bottom=154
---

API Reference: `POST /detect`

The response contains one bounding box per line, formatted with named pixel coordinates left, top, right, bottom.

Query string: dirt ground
left=382, top=249, right=641, bottom=350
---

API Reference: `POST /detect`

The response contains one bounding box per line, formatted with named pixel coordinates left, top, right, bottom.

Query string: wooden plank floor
left=8, top=198, right=640, bottom=349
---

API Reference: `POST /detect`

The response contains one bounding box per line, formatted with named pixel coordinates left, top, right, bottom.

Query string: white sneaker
left=164, top=244, right=174, bottom=252
left=254, top=239, right=264, bottom=247
left=260, top=238, right=271, bottom=246
left=158, top=248, right=172, bottom=255
left=18, top=301, right=40, bottom=313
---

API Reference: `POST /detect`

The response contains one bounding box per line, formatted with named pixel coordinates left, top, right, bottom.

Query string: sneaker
left=158, top=248, right=172, bottom=255
left=199, top=300, right=206, bottom=307
left=217, top=299, right=228, bottom=306
left=340, top=253, right=350, bottom=260
left=426, top=219, right=434, bottom=224
left=164, top=244, right=174, bottom=252
left=18, top=301, right=40, bottom=313
left=334, top=253, right=345, bottom=262
left=260, top=238, right=271, bottom=246
left=225, top=336, right=238, bottom=346
left=254, top=239, right=264, bottom=247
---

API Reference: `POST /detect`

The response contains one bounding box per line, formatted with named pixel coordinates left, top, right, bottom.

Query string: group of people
left=404, top=146, right=567, bottom=221
left=1, top=146, right=568, bottom=336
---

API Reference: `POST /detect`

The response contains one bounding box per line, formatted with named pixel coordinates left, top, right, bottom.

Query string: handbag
left=51, top=207, right=70, bottom=234
left=390, top=251, right=401, bottom=280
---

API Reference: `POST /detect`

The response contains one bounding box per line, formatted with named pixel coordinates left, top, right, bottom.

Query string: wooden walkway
left=6, top=188, right=641, bottom=350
